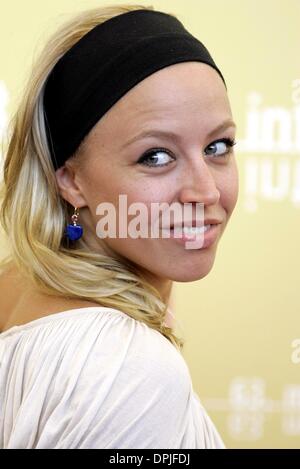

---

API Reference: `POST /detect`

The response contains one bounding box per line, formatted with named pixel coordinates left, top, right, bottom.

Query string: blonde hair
left=0, top=3, right=184, bottom=351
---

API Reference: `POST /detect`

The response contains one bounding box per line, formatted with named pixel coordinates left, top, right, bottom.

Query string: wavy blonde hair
left=0, top=3, right=184, bottom=351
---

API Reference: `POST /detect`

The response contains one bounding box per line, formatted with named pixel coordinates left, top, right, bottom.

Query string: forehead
left=120, top=61, right=227, bottom=113
left=89, top=62, right=231, bottom=143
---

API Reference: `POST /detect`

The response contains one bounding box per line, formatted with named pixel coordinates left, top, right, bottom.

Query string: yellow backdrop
left=1, top=0, right=299, bottom=449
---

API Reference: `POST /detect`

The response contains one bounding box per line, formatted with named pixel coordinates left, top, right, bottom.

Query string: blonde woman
left=0, top=4, right=238, bottom=449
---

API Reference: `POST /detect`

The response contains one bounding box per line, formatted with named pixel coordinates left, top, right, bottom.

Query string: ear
left=55, top=162, right=87, bottom=207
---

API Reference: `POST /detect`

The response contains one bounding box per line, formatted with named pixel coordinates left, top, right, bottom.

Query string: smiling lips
left=162, top=218, right=222, bottom=230
left=161, top=221, right=221, bottom=249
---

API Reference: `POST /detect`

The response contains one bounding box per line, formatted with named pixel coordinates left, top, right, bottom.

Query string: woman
left=0, top=4, right=238, bottom=448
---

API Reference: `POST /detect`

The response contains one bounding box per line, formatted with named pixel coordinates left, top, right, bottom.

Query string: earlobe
left=55, top=165, right=87, bottom=208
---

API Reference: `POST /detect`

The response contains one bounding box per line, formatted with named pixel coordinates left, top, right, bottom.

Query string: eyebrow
left=123, top=119, right=236, bottom=147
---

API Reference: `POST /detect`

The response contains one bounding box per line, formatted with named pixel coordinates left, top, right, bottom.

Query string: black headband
left=43, top=9, right=227, bottom=170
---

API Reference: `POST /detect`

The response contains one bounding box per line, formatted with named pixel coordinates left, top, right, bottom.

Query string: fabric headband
left=43, top=9, right=227, bottom=170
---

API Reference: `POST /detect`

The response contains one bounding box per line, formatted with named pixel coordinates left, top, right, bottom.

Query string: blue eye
left=205, top=138, right=236, bottom=157
left=137, top=138, right=237, bottom=168
left=137, top=148, right=174, bottom=168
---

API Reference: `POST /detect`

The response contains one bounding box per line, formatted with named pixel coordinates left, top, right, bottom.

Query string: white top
left=0, top=307, right=225, bottom=449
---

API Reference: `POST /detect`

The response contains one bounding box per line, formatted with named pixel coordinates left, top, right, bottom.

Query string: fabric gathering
left=0, top=307, right=225, bottom=448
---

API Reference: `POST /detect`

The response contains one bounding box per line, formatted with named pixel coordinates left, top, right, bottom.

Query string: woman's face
left=56, top=62, right=238, bottom=287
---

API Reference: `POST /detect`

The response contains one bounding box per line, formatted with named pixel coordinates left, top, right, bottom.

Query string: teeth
left=182, top=225, right=211, bottom=235
left=162, top=224, right=213, bottom=236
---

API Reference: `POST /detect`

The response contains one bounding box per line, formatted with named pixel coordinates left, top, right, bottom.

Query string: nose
left=177, top=155, right=221, bottom=206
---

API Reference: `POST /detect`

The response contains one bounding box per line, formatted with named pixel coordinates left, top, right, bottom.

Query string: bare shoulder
left=0, top=261, right=102, bottom=332
left=0, top=261, right=24, bottom=330
left=0, top=261, right=25, bottom=306
left=0, top=260, right=19, bottom=279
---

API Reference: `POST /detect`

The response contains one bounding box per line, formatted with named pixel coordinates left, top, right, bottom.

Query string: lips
left=168, top=224, right=211, bottom=237
left=167, top=219, right=222, bottom=230
left=163, top=223, right=221, bottom=249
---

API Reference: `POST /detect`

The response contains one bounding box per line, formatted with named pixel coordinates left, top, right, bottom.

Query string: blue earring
left=66, top=207, right=83, bottom=241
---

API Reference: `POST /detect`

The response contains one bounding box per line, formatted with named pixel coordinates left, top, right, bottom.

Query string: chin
left=169, top=265, right=215, bottom=282
left=162, top=249, right=217, bottom=282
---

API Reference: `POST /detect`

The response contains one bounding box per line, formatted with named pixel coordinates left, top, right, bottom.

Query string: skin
left=55, top=62, right=239, bottom=306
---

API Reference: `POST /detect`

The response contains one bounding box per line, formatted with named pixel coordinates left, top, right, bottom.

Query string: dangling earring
left=65, top=207, right=83, bottom=241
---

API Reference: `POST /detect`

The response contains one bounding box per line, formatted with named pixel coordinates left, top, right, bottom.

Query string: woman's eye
left=136, top=138, right=236, bottom=168
left=204, top=138, right=236, bottom=157
left=137, top=148, right=174, bottom=168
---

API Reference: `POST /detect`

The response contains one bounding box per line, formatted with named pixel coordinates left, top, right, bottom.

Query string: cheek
left=124, top=184, right=168, bottom=232
left=89, top=176, right=168, bottom=230
left=119, top=179, right=171, bottom=215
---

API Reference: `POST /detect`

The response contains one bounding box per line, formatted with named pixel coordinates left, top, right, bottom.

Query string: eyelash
left=137, top=138, right=237, bottom=168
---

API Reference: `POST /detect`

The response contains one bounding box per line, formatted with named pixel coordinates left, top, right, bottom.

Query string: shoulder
left=1, top=307, right=192, bottom=448
left=0, top=261, right=20, bottom=287
left=0, top=261, right=26, bottom=330
left=44, top=306, right=190, bottom=390
left=0, top=259, right=106, bottom=331
left=48, top=309, right=192, bottom=448
left=2, top=306, right=188, bottom=382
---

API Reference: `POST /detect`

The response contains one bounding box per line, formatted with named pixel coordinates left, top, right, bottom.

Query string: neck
left=139, top=269, right=173, bottom=305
